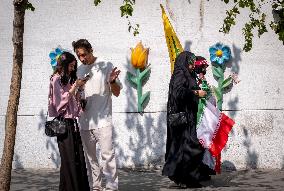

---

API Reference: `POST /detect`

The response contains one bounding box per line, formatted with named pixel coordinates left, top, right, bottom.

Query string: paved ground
left=11, top=169, right=284, bottom=191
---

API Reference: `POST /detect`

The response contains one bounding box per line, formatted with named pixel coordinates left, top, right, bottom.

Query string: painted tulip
left=131, top=42, right=149, bottom=69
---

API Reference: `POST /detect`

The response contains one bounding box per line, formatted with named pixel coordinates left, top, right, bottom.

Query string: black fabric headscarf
left=173, top=51, right=196, bottom=78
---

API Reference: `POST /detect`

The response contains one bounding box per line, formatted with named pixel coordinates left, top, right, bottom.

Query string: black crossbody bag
left=45, top=113, right=68, bottom=137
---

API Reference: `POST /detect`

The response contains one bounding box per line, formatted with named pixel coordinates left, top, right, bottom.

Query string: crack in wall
left=199, top=0, right=204, bottom=32
left=166, top=0, right=176, bottom=22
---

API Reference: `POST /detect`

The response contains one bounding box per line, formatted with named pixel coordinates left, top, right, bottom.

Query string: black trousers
left=57, top=119, right=89, bottom=191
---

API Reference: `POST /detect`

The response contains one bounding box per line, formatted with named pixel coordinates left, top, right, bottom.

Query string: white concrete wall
left=0, top=0, right=283, bottom=169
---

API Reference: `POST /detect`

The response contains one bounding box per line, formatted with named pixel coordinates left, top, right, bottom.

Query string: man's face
left=75, top=47, right=93, bottom=65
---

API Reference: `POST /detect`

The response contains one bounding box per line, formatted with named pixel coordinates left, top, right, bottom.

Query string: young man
left=72, top=39, right=122, bottom=191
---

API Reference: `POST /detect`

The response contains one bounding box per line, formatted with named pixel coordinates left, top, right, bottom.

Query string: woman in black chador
left=162, top=51, right=210, bottom=188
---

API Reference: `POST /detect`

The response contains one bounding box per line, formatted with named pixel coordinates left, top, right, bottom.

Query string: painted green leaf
left=140, top=67, right=151, bottom=83
left=212, top=66, right=224, bottom=78
left=140, top=91, right=150, bottom=106
left=126, top=71, right=137, bottom=87
left=222, top=76, right=232, bottom=90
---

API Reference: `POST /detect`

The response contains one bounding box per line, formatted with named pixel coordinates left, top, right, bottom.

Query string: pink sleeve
left=51, top=77, right=70, bottom=115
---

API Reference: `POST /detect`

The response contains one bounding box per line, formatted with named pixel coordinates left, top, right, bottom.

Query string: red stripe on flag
left=215, top=154, right=221, bottom=174
left=209, top=113, right=235, bottom=157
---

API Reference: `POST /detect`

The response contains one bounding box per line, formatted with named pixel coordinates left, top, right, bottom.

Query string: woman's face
left=188, top=63, right=195, bottom=71
left=68, top=60, right=76, bottom=74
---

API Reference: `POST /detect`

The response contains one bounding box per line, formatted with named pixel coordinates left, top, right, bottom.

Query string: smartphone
left=83, top=74, right=90, bottom=81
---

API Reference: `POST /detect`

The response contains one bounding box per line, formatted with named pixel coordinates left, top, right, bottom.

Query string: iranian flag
left=196, top=98, right=235, bottom=157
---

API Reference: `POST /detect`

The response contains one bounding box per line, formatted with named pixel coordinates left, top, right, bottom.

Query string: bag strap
left=45, top=111, right=48, bottom=122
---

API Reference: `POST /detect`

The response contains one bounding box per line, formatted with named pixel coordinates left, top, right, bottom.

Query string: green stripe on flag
left=197, top=98, right=206, bottom=127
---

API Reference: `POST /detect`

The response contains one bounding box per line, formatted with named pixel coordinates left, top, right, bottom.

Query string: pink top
left=48, top=74, right=80, bottom=119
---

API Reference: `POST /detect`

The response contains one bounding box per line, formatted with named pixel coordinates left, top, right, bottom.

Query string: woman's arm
left=51, top=77, right=71, bottom=114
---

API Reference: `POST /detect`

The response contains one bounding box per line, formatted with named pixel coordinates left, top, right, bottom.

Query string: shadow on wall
left=224, top=44, right=242, bottom=137
left=14, top=153, right=24, bottom=169
left=184, top=40, right=193, bottom=52
left=221, top=160, right=237, bottom=171
left=221, top=44, right=242, bottom=164
left=227, top=44, right=241, bottom=118
left=243, top=127, right=258, bottom=169
left=38, top=110, right=60, bottom=168
left=282, top=157, right=284, bottom=170
left=113, top=58, right=167, bottom=169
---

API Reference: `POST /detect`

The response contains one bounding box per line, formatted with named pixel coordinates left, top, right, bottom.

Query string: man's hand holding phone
left=83, top=74, right=90, bottom=81
left=76, top=73, right=90, bottom=87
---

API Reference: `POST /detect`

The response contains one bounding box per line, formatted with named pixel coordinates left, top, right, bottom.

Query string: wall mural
left=127, top=42, right=151, bottom=113
left=209, top=42, right=240, bottom=110
left=49, top=46, right=63, bottom=71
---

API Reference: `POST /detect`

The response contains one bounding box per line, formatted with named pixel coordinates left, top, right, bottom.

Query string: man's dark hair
left=72, top=39, right=92, bottom=52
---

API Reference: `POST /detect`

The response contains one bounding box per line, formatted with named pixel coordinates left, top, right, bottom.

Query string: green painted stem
left=217, top=77, right=224, bottom=111
left=217, top=65, right=224, bottom=111
left=136, top=68, right=143, bottom=113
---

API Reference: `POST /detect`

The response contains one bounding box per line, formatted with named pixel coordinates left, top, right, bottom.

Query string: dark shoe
left=168, top=182, right=180, bottom=189
left=185, top=182, right=202, bottom=188
left=200, top=174, right=211, bottom=181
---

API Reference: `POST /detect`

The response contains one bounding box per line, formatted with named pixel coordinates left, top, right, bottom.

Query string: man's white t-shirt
left=77, top=57, right=122, bottom=130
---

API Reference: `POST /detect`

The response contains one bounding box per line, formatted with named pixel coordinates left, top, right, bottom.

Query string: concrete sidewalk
left=11, top=169, right=284, bottom=191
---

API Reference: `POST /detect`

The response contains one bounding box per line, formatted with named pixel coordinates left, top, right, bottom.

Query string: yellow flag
left=160, top=4, right=184, bottom=73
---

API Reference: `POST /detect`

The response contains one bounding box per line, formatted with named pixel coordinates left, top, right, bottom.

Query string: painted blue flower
left=49, top=46, right=63, bottom=69
left=209, top=43, right=231, bottom=65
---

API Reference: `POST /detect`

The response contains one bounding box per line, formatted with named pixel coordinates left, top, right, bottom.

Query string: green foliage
left=270, top=1, right=284, bottom=43
left=120, top=0, right=135, bottom=17
left=93, top=0, right=101, bottom=6
left=93, top=0, right=139, bottom=36
left=25, top=1, right=35, bottom=11
left=120, top=0, right=139, bottom=36
left=220, top=0, right=284, bottom=51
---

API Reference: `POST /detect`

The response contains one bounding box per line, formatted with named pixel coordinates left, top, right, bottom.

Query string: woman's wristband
left=194, top=90, right=199, bottom=96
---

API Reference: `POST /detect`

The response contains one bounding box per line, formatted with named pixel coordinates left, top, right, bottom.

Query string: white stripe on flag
left=197, top=100, right=221, bottom=148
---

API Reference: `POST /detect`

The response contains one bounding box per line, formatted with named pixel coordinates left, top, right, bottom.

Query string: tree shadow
left=38, top=109, right=60, bottom=168
left=13, top=153, right=24, bottom=169
left=282, top=156, right=284, bottom=170
left=228, top=44, right=242, bottom=74
left=11, top=169, right=59, bottom=191
left=221, top=160, right=237, bottom=172
left=243, top=127, right=258, bottom=169
left=224, top=44, right=242, bottom=135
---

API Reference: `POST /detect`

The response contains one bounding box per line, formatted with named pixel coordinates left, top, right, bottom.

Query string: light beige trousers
left=80, top=125, right=118, bottom=191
